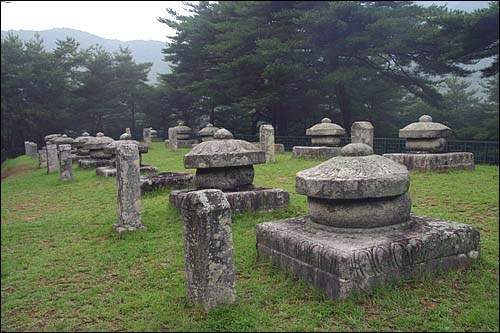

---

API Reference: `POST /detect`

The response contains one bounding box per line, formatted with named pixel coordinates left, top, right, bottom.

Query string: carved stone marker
left=198, top=123, right=219, bottom=142
left=25, top=142, right=38, bottom=159
left=168, top=127, right=178, bottom=151
left=59, top=144, right=73, bottom=181
left=351, top=121, right=374, bottom=148
left=181, top=189, right=236, bottom=311
left=260, top=124, right=275, bottom=163
left=170, top=128, right=289, bottom=213
left=38, top=148, right=47, bottom=168
left=125, top=128, right=131, bottom=136
left=384, top=115, right=474, bottom=170
left=113, top=143, right=144, bottom=233
left=257, top=143, right=480, bottom=299
left=143, top=127, right=151, bottom=147
left=46, top=144, right=59, bottom=174
left=292, top=117, right=346, bottom=159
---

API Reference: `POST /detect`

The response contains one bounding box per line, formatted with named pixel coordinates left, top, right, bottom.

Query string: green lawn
left=1, top=142, right=499, bottom=332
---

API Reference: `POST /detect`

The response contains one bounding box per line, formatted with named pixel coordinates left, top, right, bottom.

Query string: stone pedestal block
left=46, top=144, right=59, bottom=174
left=78, top=159, right=112, bottom=169
left=38, top=148, right=47, bottom=168
left=59, top=144, right=73, bottom=181
left=125, top=128, right=131, bottom=136
left=405, top=138, right=446, bottom=153
left=383, top=152, right=475, bottom=171
left=171, top=186, right=290, bottom=214
left=292, top=146, right=342, bottom=160
left=140, top=172, right=195, bottom=193
left=260, top=124, right=275, bottom=163
left=351, top=121, right=374, bottom=148
left=96, top=166, right=117, bottom=177
left=311, top=136, right=341, bottom=147
left=256, top=215, right=480, bottom=300
left=113, top=144, right=144, bottom=233
left=195, top=166, right=254, bottom=190
left=307, top=193, right=411, bottom=228
left=181, top=189, right=236, bottom=311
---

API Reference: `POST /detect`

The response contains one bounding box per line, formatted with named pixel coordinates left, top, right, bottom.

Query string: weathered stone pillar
left=260, top=124, right=275, bottom=163
left=143, top=127, right=151, bottom=147
left=30, top=143, right=38, bottom=159
left=38, top=148, right=47, bottom=168
left=24, top=141, right=31, bottom=156
left=168, top=127, right=178, bottom=151
left=59, top=144, right=73, bottom=181
left=113, top=143, right=144, bottom=233
left=351, top=121, right=374, bottom=148
left=181, top=189, right=236, bottom=311
left=46, top=144, right=59, bottom=174
left=125, top=127, right=131, bottom=136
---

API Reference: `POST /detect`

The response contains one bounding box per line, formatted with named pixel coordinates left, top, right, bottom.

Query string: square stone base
left=170, top=185, right=290, bottom=213
left=140, top=172, right=195, bottom=194
left=96, top=165, right=160, bottom=178
left=383, top=152, right=474, bottom=171
left=72, top=154, right=91, bottom=164
left=256, top=215, right=480, bottom=300
left=292, top=146, right=342, bottom=160
left=78, top=159, right=112, bottom=169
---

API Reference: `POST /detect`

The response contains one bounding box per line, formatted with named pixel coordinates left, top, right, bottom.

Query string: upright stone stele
left=24, top=141, right=31, bottom=156
left=143, top=127, right=152, bottom=147
left=113, top=143, right=144, bottom=233
left=38, top=148, right=47, bottom=169
left=168, top=127, right=178, bottom=151
left=59, top=144, right=73, bottom=181
left=125, top=128, right=131, bottom=136
left=46, top=144, right=59, bottom=174
left=260, top=124, right=275, bottom=163
left=181, top=189, right=236, bottom=311
left=351, top=121, right=374, bottom=148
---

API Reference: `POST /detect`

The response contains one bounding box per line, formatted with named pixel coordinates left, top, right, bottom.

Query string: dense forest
left=1, top=1, right=499, bottom=160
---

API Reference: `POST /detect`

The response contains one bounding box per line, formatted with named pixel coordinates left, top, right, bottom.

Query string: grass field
left=1, top=142, right=499, bottom=331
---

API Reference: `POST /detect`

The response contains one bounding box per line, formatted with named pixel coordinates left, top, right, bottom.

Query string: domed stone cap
left=73, top=133, right=93, bottom=145
left=83, top=133, right=114, bottom=150
left=173, top=121, right=192, bottom=134
left=399, top=115, right=451, bottom=139
left=53, top=134, right=74, bottom=144
left=296, top=143, right=409, bottom=200
left=105, top=139, right=147, bottom=154
left=306, top=117, right=346, bottom=136
left=44, top=134, right=61, bottom=142
left=184, top=129, right=265, bottom=169
left=198, top=123, right=219, bottom=137
left=120, top=132, right=132, bottom=140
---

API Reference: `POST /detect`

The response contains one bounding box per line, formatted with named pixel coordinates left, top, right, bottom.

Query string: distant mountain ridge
left=1, top=28, right=171, bottom=84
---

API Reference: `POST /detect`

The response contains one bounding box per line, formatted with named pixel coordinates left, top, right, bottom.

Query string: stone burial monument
left=72, top=132, right=93, bottom=163
left=24, top=141, right=38, bottom=159
left=58, top=144, right=73, bottom=181
left=180, top=189, right=236, bottom=311
left=384, top=115, right=474, bottom=171
left=170, top=128, right=290, bottom=213
left=198, top=123, right=219, bottom=142
left=256, top=142, right=480, bottom=300
left=78, top=132, right=115, bottom=169
left=96, top=132, right=157, bottom=177
left=167, top=121, right=199, bottom=151
left=293, top=117, right=346, bottom=160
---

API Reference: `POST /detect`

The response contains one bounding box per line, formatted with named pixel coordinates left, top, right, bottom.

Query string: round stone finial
left=419, top=115, right=433, bottom=122
left=321, top=118, right=332, bottom=123
left=62, top=134, right=68, bottom=138
left=206, top=123, right=213, bottom=127
left=177, top=120, right=186, bottom=126
left=82, top=131, right=89, bottom=136
left=120, top=133, right=131, bottom=140
left=341, top=143, right=373, bottom=157
left=96, top=132, right=104, bottom=137
left=214, top=128, right=233, bottom=140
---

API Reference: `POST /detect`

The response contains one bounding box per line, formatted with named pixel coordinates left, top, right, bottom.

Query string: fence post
left=484, top=142, right=488, bottom=164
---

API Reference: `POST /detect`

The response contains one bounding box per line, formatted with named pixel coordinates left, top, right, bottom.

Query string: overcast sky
left=1, top=1, right=492, bottom=42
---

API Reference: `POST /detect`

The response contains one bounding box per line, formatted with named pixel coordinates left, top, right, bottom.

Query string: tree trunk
left=334, top=82, right=352, bottom=134
left=130, top=104, right=136, bottom=138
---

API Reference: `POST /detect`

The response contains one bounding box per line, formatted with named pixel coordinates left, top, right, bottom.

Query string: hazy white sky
left=1, top=1, right=191, bottom=41
left=1, top=1, right=492, bottom=42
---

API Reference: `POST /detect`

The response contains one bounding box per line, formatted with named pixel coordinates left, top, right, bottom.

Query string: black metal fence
left=233, top=134, right=499, bottom=165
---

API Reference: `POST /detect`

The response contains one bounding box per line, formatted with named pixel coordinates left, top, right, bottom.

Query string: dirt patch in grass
left=1, top=164, right=36, bottom=180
